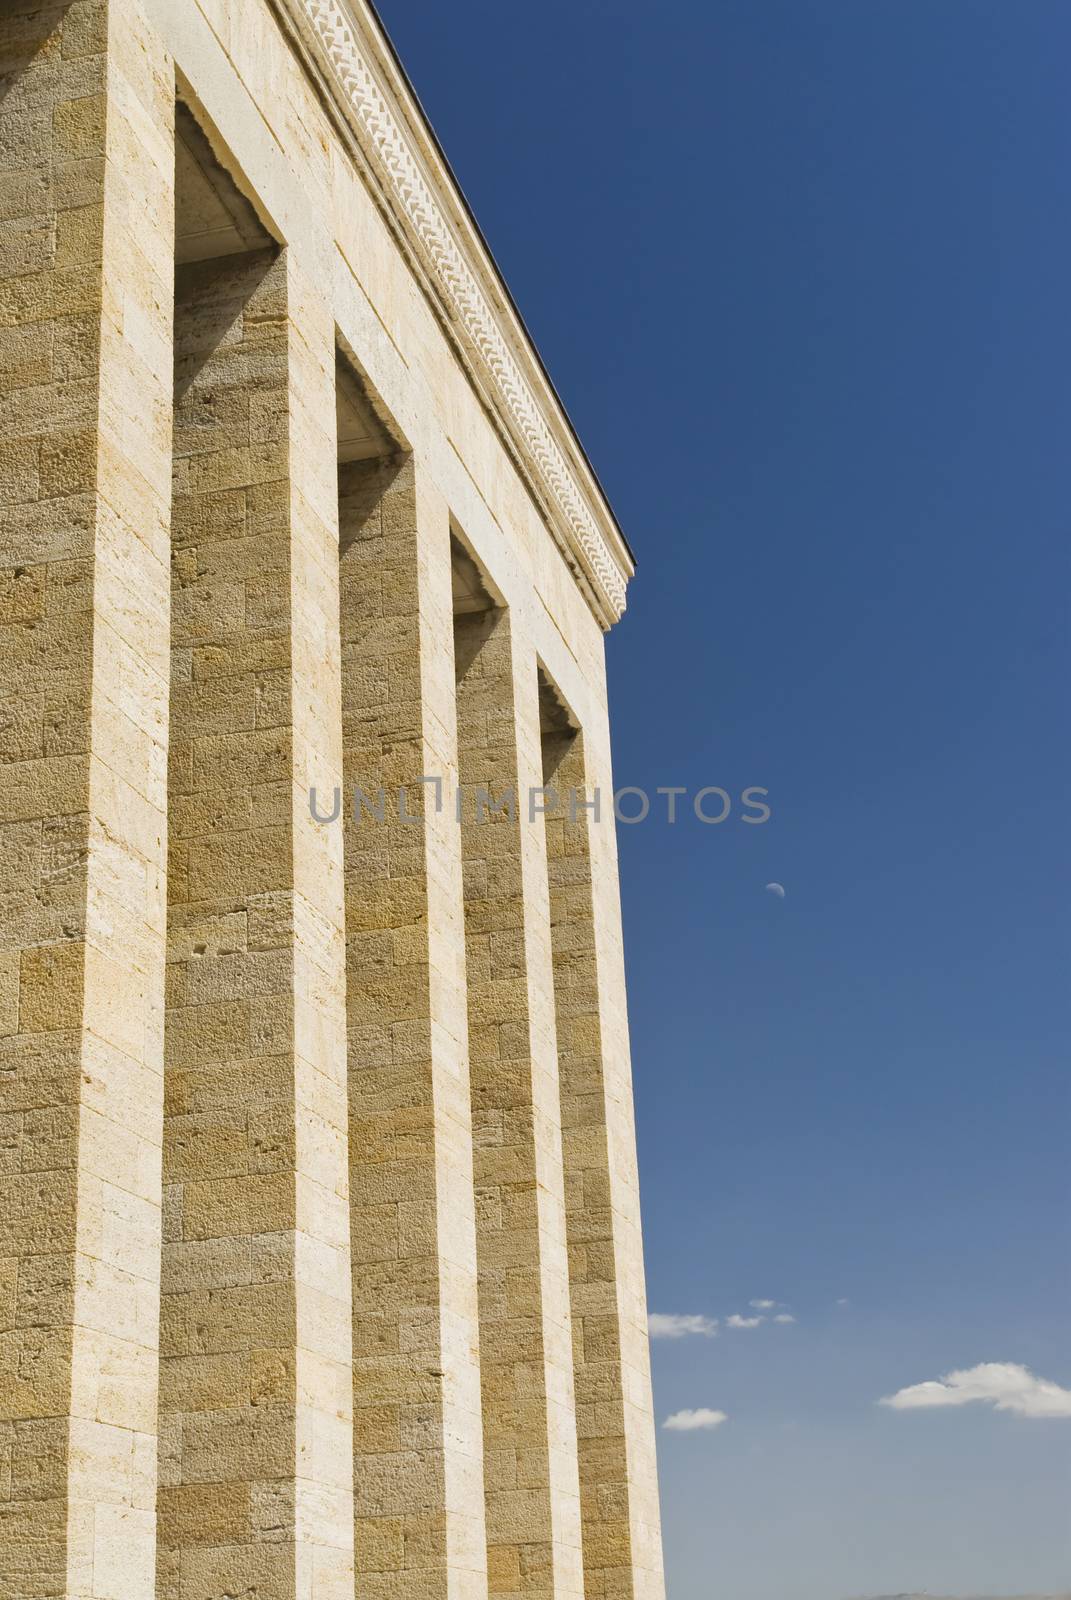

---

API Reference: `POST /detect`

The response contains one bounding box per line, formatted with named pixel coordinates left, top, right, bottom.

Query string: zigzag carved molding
left=292, top=0, right=629, bottom=624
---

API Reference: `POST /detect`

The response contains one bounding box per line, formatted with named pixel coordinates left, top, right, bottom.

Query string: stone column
left=542, top=727, right=665, bottom=1600
left=339, top=455, right=486, bottom=1600
left=0, top=3, right=173, bottom=1596
left=159, top=245, right=353, bottom=1600
left=454, top=606, right=584, bottom=1600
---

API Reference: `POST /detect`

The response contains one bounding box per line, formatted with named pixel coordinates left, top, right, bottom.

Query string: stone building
left=0, top=3, right=666, bottom=1598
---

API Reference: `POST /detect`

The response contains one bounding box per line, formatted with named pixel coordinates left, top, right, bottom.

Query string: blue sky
left=373, top=3, right=1070, bottom=1594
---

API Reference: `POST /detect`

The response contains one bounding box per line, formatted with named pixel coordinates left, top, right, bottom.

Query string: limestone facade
left=0, top=3, right=665, bottom=1598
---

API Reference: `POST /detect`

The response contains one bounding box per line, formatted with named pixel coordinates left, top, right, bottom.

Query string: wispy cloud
left=649, top=1313, right=718, bottom=1340
left=663, top=1407, right=728, bottom=1432
left=880, top=1362, right=1071, bottom=1420
left=653, top=1304, right=797, bottom=1337
left=850, top=1594, right=1071, bottom=1600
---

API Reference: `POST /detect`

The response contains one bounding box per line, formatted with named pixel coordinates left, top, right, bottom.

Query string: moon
left=765, top=882, right=785, bottom=899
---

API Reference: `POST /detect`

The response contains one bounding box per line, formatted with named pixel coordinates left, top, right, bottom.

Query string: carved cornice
left=281, top=0, right=632, bottom=627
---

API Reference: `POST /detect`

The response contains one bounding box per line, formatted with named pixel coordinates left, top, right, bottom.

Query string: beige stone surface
left=0, top=2, right=173, bottom=1594
left=161, top=245, right=352, bottom=1600
left=339, top=454, right=486, bottom=1600
left=455, top=606, right=584, bottom=1600
left=544, top=731, right=665, bottom=1600
left=0, top=2, right=665, bottom=1597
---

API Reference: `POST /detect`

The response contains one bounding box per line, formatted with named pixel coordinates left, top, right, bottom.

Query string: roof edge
left=281, top=0, right=634, bottom=628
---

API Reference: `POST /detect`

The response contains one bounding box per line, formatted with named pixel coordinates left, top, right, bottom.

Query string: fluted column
left=454, top=606, right=584, bottom=1600
left=159, top=245, right=353, bottom=1600
left=0, top=3, right=173, bottom=1595
left=339, top=455, right=487, bottom=1600
left=542, top=726, right=665, bottom=1600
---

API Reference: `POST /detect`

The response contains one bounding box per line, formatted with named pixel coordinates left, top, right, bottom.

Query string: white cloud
left=836, top=1297, right=850, bottom=1307
left=648, top=1313, right=718, bottom=1340
left=726, top=1314, right=764, bottom=1330
left=880, top=1362, right=1071, bottom=1420
left=663, top=1408, right=728, bottom=1432
left=773, top=1313, right=796, bottom=1324
left=749, top=1299, right=777, bottom=1310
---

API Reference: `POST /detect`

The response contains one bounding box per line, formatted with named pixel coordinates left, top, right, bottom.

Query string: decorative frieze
left=283, top=0, right=633, bottom=627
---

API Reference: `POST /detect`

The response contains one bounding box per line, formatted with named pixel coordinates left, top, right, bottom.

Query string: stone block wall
left=0, top=3, right=665, bottom=1598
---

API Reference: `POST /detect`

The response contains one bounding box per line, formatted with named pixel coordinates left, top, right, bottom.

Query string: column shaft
left=544, top=730, right=665, bottom=1600
left=455, top=609, right=583, bottom=1600
left=340, top=456, right=487, bottom=1600
left=0, top=3, right=173, bottom=1595
left=159, top=246, right=352, bottom=1600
